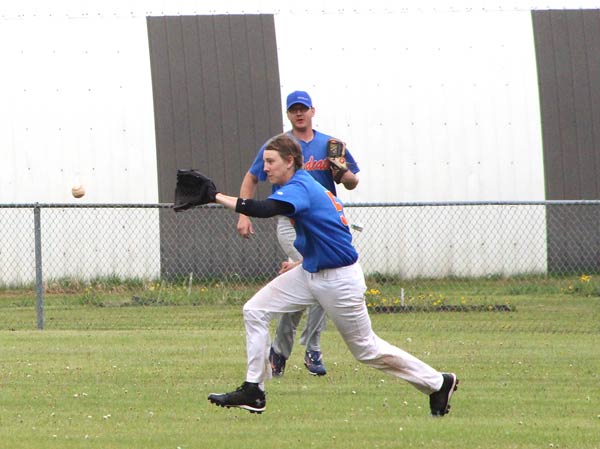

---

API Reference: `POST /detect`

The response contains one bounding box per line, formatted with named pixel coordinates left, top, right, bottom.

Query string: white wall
left=346, top=204, right=548, bottom=278
left=0, top=15, right=160, bottom=283
left=1, top=1, right=596, bottom=204
left=3, top=0, right=599, bottom=204
left=275, top=9, right=548, bottom=276
left=5, top=1, right=597, bottom=281
left=0, top=16, right=157, bottom=204
left=276, top=10, right=545, bottom=204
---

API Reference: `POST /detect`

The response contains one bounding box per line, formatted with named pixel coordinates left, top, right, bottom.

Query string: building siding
left=533, top=9, right=600, bottom=272
left=147, top=14, right=285, bottom=278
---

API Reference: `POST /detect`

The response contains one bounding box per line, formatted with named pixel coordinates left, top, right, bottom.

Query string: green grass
left=2, top=272, right=598, bottom=311
left=0, top=286, right=599, bottom=448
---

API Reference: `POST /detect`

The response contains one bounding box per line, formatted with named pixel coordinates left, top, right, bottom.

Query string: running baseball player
left=237, top=90, right=360, bottom=377
left=173, top=133, right=459, bottom=416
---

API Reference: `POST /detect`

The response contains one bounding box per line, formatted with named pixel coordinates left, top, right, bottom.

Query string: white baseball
left=72, top=185, right=86, bottom=198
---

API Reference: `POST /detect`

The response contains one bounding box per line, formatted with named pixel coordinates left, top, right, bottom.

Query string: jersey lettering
left=304, top=155, right=330, bottom=171
left=325, top=191, right=349, bottom=226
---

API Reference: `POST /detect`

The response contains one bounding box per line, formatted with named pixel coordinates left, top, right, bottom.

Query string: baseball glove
left=173, top=169, right=218, bottom=212
left=327, top=138, right=348, bottom=184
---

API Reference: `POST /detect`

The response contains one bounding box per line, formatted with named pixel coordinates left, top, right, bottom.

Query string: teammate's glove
left=173, top=169, right=218, bottom=212
left=327, top=138, right=348, bottom=184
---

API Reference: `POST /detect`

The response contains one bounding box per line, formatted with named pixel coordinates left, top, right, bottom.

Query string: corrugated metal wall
left=146, top=14, right=285, bottom=278
left=533, top=9, right=600, bottom=200
left=533, top=9, right=600, bottom=273
left=147, top=14, right=282, bottom=201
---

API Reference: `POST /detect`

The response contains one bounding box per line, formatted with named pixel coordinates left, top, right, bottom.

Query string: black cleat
left=429, top=373, right=458, bottom=417
left=208, top=382, right=266, bottom=414
left=269, top=347, right=287, bottom=377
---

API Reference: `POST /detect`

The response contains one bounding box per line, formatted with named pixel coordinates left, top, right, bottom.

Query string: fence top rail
left=0, top=203, right=175, bottom=209
left=2, top=200, right=600, bottom=209
left=345, top=200, right=600, bottom=207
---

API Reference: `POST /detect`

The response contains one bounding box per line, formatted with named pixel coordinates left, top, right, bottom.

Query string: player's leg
left=272, top=310, right=303, bottom=358
left=310, top=262, right=458, bottom=416
left=275, top=216, right=330, bottom=375
left=208, top=265, right=315, bottom=413
left=270, top=216, right=304, bottom=375
left=243, top=265, right=312, bottom=384
left=298, top=303, right=327, bottom=375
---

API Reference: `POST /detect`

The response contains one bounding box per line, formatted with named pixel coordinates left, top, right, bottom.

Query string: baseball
left=72, top=185, right=86, bottom=198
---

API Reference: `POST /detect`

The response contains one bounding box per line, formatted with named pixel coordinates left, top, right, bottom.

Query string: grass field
left=1, top=283, right=599, bottom=449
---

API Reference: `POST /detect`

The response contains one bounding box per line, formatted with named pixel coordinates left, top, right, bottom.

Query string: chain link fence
left=1, top=201, right=600, bottom=328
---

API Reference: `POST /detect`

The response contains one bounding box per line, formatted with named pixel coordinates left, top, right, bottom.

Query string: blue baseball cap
left=286, top=91, right=312, bottom=110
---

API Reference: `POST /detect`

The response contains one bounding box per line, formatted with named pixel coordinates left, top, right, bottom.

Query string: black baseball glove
left=173, top=169, right=218, bottom=212
left=327, top=138, right=348, bottom=184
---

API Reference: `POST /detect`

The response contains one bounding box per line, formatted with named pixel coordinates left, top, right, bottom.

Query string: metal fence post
left=34, top=204, right=44, bottom=330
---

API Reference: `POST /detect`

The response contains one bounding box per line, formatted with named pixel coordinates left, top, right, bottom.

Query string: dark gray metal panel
left=159, top=207, right=283, bottom=280
left=167, top=17, right=194, bottom=170
left=147, top=17, right=178, bottom=203
left=180, top=16, right=210, bottom=171
left=148, top=14, right=285, bottom=279
left=549, top=10, right=579, bottom=199
left=532, top=11, right=564, bottom=199
left=581, top=10, right=600, bottom=196
left=533, top=10, right=600, bottom=273
left=546, top=205, right=600, bottom=273
left=210, top=15, right=237, bottom=191
left=228, top=15, right=255, bottom=191
left=248, top=14, right=282, bottom=200
left=195, top=16, right=223, bottom=180
left=247, top=17, right=274, bottom=143
left=148, top=14, right=282, bottom=201
left=566, top=11, right=596, bottom=199
left=533, top=9, right=600, bottom=200
left=262, top=15, right=283, bottom=141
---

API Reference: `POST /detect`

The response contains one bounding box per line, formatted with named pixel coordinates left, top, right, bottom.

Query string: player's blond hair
left=265, top=133, right=303, bottom=170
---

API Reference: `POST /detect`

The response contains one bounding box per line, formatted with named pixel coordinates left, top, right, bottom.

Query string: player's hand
left=279, top=260, right=301, bottom=275
left=237, top=215, right=254, bottom=239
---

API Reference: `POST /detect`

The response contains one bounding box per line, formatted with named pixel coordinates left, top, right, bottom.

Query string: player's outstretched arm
left=215, top=193, right=238, bottom=211
left=174, top=169, right=292, bottom=217
left=216, top=193, right=294, bottom=219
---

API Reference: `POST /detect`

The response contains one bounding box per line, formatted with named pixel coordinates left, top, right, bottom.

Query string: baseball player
left=237, top=90, right=360, bottom=377
left=176, top=133, right=458, bottom=416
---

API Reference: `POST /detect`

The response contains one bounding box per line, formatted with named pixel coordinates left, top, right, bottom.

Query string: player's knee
left=353, top=352, right=374, bottom=364
left=243, top=306, right=268, bottom=325
left=242, top=304, right=256, bottom=317
left=347, top=345, right=374, bottom=363
left=344, top=338, right=381, bottom=363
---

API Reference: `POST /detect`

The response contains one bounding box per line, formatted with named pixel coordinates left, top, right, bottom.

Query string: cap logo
left=286, top=91, right=312, bottom=110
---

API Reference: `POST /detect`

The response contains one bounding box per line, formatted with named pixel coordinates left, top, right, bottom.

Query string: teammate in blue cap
left=237, top=90, right=360, bottom=377
left=208, top=133, right=458, bottom=416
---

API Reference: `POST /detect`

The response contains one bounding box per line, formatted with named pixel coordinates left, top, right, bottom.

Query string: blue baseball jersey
left=269, top=170, right=358, bottom=273
left=249, top=130, right=360, bottom=195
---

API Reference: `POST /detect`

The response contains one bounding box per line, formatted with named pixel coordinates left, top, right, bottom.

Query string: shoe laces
left=306, top=351, right=322, bottom=363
